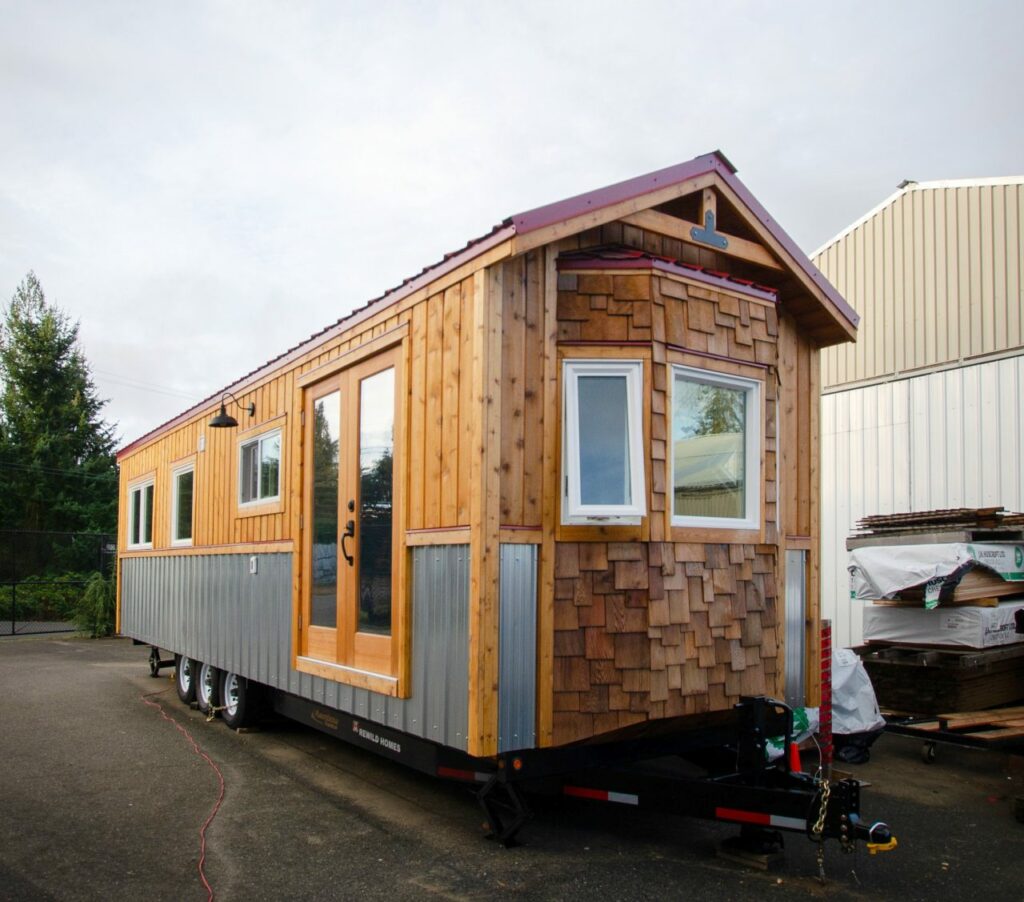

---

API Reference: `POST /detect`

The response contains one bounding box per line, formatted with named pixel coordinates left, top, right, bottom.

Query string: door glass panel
left=578, top=375, right=630, bottom=505
left=357, top=368, right=394, bottom=635
left=310, top=391, right=340, bottom=628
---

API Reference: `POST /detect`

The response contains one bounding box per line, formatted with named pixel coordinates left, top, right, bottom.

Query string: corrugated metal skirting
left=121, top=547, right=470, bottom=750
left=783, top=550, right=807, bottom=708
left=498, top=544, right=537, bottom=752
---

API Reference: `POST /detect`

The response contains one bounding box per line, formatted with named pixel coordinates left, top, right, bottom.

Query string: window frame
left=670, top=364, right=761, bottom=531
left=127, top=477, right=155, bottom=550
left=170, top=462, right=195, bottom=546
left=237, top=427, right=282, bottom=509
left=561, top=359, right=646, bottom=525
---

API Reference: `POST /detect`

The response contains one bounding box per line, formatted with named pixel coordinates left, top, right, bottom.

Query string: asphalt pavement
left=1, top=636, right=1022, bottom=901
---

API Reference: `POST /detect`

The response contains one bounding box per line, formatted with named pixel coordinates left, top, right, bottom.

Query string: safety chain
left=811, top=775, right=831, bottom=883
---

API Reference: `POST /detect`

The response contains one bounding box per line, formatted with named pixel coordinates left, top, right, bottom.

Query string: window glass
left=129, top=481, right=154, bottom=547
left=143, top=484, right=154, bottom=543
left=239, top=430, right=281, bottom=505
left=260, top=433, right=281, bottom=499
left=578, top=375, right=630, bottom=506
left=173, top=468, right=194, bottom=542
left=311, top=392, right=340, bottom=629
left=357, top=368, right=394, bottom=635
left=563, top=360, right=645, bottom=522
left=131, top=489, right=141, bottom=546
left=672, top=368, right=757, bottom=526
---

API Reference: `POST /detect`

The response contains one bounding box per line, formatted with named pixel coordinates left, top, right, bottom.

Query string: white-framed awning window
left=562, top=359, right=646, bottom=524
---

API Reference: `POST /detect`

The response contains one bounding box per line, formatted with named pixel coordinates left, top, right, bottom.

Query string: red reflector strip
left=564, top=786, right=639, bottom=806
left=436, top=766, right=489, bottom=783
left=716, top=806, right=770, bottom=826
left=715, top=807, right=807, bottom=831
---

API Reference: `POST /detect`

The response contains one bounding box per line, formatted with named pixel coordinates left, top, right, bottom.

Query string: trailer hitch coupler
left=857, top=820, right=897, bottom=853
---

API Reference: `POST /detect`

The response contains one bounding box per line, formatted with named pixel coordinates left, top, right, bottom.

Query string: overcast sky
left=2, top=1, right=1021, bottom=445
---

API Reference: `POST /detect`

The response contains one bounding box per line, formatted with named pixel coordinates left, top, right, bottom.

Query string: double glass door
left=303, top=347, right=398, bottom=677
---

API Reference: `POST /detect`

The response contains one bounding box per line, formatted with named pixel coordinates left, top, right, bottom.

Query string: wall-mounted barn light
left=208, top=391, right=255, bottom=428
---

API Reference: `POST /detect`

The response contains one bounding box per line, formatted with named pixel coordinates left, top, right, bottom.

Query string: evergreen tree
left=0, top=272, right=118, bottom=543
left=695, top=385, right=744, bottom=435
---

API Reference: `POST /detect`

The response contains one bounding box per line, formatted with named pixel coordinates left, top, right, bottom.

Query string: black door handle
left=341, top=519, right=355, bottom=566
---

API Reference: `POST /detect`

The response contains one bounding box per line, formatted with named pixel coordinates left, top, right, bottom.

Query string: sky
left=2, top=0, right=1022, bottom=446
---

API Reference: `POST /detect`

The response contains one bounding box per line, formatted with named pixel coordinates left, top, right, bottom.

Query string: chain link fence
left=0, top=530, right=116, bottom=636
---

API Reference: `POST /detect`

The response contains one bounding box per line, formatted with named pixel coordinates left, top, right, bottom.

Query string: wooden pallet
left=859, top=643, right=1024, bottom=714
left=888, top=705, right=1024, bottom=747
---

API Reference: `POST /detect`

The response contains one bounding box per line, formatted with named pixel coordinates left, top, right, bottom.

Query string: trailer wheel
left=196, top=662, right=221, bottom=716
left=175, top=655, right=196, bottom=705
left=219, top=671, right=262, bottom=730
left=921, top=741, right=937, bottom=764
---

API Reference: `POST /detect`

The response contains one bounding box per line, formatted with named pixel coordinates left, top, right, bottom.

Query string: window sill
left=295, top=655, right=402, bottom=697
left=236, top=498, right=285, bottom=519
left=669, top=524, right=763, bottom=544
left=561, top=515, right=642, bottom=527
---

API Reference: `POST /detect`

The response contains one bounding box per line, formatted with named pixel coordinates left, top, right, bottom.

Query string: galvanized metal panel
left=498, top=544, right=537, bottom=753
left=121, top=546, right=470, bottom=750
left=784, top=550, right=807, bottom=708
left=817, top=179, right=1024, bottom=388
left=821, top=354, right=1024, bottom=648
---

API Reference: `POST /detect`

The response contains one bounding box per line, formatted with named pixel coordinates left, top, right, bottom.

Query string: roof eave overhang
left=510, top=150, right=859, bottom=344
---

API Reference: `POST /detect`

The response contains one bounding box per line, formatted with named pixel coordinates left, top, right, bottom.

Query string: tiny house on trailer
left=118, top=151, right=891, bottom=850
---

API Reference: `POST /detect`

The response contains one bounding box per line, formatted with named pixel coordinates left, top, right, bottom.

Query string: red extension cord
left=141, top=688, right=224, bottom=901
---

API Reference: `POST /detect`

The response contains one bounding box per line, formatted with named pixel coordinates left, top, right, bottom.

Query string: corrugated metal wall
left=816, top=179, right=1024, bottom=388
left=498, top=544, right=537, bottom=753
left=821, top=354, right=1024, bottom=647
left=121, top=546, right=470, bottom=749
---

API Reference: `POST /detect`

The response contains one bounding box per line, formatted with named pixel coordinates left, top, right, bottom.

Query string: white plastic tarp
left=832, top=648, right=885, bottom=735
left=849, top=543, right=1024, bottom=609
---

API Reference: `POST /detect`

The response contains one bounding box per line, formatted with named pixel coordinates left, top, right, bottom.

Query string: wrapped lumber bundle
left=847, top=508, right=1024, bottom=650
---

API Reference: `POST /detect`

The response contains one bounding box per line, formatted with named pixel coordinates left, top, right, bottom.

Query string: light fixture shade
left=209, top=403, right=239, bottom=428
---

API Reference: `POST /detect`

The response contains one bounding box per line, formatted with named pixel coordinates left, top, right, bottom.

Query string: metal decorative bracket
left=690, top=209, right=729, bottom=250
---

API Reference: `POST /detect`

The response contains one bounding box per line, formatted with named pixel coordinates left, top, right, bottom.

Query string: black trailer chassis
left=144, top=645, right=895, bottom=860
left=272, top=688, right=896, bottom=858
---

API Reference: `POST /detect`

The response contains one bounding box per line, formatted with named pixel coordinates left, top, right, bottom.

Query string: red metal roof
left=117, top=150, right=855, bottom=459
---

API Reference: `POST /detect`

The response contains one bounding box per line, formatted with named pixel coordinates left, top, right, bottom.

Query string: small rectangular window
left=239, top=429, right=281, bottom=506
left=563, top=360, right=645, bottom=524
left=171, top=465, right=194, bottom=545
left=128, top=479, right=154, bottom=549
left=671, top=366, right=760, bottom=529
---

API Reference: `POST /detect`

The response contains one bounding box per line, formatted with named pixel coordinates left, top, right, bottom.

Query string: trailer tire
left=175, top=655, right=197, bottom=705
left=196, top=662, right=221, bottom=716
left=219, top=671, right=262, bottom=730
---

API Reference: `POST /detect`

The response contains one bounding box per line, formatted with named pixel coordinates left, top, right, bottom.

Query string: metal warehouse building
left=814, top=176, right=1024, bottom=648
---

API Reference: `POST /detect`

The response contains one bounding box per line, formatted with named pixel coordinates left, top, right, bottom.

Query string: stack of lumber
left=849, top=506, right=1024, bottom=608
left=847, top=506, right=1024, bottom=550
left=872, top=569, right=1022, bottom=607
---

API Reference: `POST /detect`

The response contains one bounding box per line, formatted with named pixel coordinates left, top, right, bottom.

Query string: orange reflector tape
left=564, top=785, right=639, bottom=806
